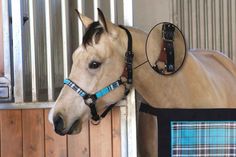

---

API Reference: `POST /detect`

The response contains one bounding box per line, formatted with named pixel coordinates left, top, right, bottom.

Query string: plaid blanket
left=171, top=121, right=236, bottom=157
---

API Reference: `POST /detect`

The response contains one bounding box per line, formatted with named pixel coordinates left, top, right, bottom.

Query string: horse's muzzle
left=53, top=114, right=66, bottom=136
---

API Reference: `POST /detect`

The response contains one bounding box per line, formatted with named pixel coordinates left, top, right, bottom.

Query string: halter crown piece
left=64, top=25, right=133, bottom=123
left=153, top=23, right=175, bottom=74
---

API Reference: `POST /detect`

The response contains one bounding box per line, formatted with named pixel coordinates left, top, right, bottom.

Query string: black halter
left=153, top=23, right=175, bottom=74
left=64, top=25, right=133, bottom=123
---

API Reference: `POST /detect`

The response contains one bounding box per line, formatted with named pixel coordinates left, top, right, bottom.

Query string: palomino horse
left=49, top=9, right=236, bottom=157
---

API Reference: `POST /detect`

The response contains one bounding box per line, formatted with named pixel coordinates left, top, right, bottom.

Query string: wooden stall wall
left=0, top=108, right=121, bottom=157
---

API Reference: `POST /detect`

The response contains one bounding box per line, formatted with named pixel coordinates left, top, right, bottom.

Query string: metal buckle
left=162, top=31, right=174, bottom=42
left=162, top=23, right=175, bottom=42
left=162, top=36, right=174, bottom=42
left=125, top=51, right=134, bottom=64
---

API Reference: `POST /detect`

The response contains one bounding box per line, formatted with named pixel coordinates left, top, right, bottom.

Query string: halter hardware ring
left=84, top=94, right=97, bottom=106
left=120, top=76, right=127, bottom=83
left=90, top=118, right=101, bottom=125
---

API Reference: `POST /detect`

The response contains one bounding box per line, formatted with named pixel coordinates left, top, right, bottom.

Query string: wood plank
left=68, top=121, right=90, bottom=157
left=1, top=110, right=23, bottom=157
left=44, top=109, right=67, bottom=157
left=90, top=112, right=112, bottom=157
left=112, top=107, right=121, bottom=157
left=22, top=109, right=44, bottom=157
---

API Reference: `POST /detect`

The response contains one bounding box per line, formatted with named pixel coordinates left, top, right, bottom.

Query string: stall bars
left=0, top=0, right=137, bottom=157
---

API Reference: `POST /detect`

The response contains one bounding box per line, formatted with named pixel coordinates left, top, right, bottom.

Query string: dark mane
left=83, top=21, right=104, bottom=47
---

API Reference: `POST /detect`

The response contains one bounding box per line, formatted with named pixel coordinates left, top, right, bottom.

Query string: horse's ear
left=97, top=8, right=118, bottom=36
left=75, top=9, right=93, bottom=28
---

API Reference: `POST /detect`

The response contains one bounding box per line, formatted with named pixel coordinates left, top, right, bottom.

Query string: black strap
left=162, top=23, right=175, bottom=72
left=119, top=25, right=132, bottom=52
left=119, top=25, right=134, bottom=84
left=100, top=103, right=116, bottom=118
left=90, top=103, right=117, bottom=122
left=89, top=103, right=100, bottom=121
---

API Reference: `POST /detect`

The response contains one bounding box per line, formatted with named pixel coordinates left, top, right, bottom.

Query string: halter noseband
left=64, top=25, right=133, bottom=123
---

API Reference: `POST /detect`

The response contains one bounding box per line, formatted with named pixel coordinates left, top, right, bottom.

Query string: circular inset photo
left=145, top=22, right=186, bottom=75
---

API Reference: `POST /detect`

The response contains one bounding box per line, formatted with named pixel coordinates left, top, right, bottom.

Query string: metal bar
left=120, top=106, right=128, bottom=157
left=196, top=0, right=200, bottom=48
left=126, top=89, right=137, bottom=157
left=123, top=1, right=136, bottom=157
left=172, top=0, right=178, bottom=24
left=29, top=0, right=38, bottom=101
left=207, top=0, right=213, bottom=50
left=231, top=0, right=236, bottom=63
left=123, top=0, right=133, bottom=26
left=203, top=0, right=208, bottom=49
left=61, top=0, right=70, bottom=78
left=212, top=0, right=216, bottom=50
left=183, top=0, right=189, bottom=49
left=110, top=0, right=116, bottom=23
left=219, top=0, right=224, bottom=52
left=77, top=0, right=84, bottom=44
left=11, top=0, right=24, bottom=102
left=227, top=0, right=232, bottom=59
left=223, top=0, right=229, bottom=56
left=93, top=0, right=100, bottom=21
left=215, top=0, right=221, bottom=51
left=191, top=0, right=197, bottom=48
left=188, top=0, right=193, bottom=48
left=2, top=0, right=11, bottom=80
left=1, top=0, right=12, bottom=102
left=45, top=0, right=54, bottom=101
left=199, top=0, right=205, bottom=48
left=179, top=0, right=184, bottom=31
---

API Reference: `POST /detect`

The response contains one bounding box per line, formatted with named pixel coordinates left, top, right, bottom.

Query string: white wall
left=133, top=0, right=172, bottom=32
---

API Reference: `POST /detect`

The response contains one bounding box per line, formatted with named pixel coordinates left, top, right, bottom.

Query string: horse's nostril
left=53, top=114, right=65, bottom=135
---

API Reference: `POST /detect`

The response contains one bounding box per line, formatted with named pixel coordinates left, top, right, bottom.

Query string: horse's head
left=49, top=9, right=131, bottom=135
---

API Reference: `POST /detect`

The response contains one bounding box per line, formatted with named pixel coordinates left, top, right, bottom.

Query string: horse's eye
left=89, top=61, right=102, bottom=69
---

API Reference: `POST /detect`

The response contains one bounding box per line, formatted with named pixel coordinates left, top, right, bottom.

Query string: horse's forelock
left=83, top=21, right=104, bottom=48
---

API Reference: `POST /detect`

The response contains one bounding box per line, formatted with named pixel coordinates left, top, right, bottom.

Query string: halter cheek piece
left=64, top=25, right=133, bottom=123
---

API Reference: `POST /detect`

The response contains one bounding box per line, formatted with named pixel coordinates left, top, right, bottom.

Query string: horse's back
left=190, top=49, right=236, bottom=77
left=188, top=50, right=236, bottom=106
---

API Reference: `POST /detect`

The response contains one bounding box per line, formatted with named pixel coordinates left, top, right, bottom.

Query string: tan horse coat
left=128, top=27, right=236, bottom=157
left=50, top=10, right=236, bottom=157
left=130, top=27, right=236, bottom=108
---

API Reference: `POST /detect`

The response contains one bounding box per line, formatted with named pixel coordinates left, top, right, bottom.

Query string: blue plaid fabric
left=171, top=121, right=236, bottom=157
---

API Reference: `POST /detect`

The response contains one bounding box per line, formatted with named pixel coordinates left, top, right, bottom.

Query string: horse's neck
left=128, top=28, right=229, bottom=108
left=128, top=28, right=176, bottom=107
